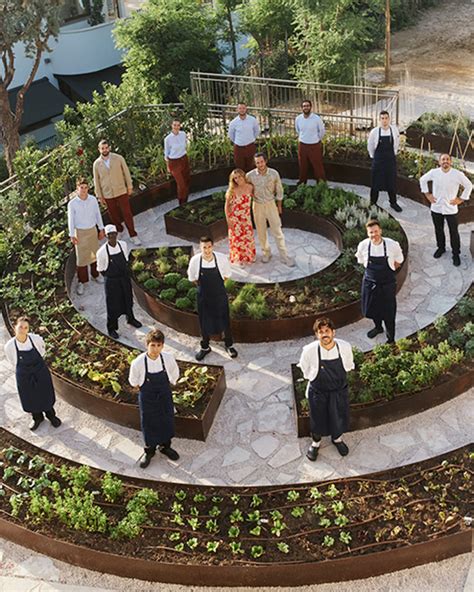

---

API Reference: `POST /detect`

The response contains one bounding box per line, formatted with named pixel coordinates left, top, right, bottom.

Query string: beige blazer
left=93, top=152, right=133, bottom=199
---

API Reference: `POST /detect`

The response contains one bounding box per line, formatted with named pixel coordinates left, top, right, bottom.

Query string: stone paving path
left=0, top=181, right=472, bottom=487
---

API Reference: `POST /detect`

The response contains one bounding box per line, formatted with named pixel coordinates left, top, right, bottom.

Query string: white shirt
left=102, top=156, right=111, bottom=169
left=295, top=113, right=326, bottom=144
left=67, top=194, right=104, bottom=237
left=128, top=351, right=180, bottom=388
left=96, top=240, right=129, bottom=272
left=367, top=125, right=400, bottom=158
left=228, top=115, right=260, bottom=146
left=419, top=167, right=472, bottom=215
left=164, top=131, right=188, bottom=160
left=355, top=237, right=404, bottom=271
left=187, top=252, right=232, bottom=282
left=298, top=339, right=355, bottom=387
left=4, top=334, right=46, bottom=367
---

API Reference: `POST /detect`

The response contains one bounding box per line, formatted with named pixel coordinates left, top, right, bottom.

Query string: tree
left=385, top=0, right=391, bottom=83
left=0, top=0, right=63, bottom=175
left=114, top=0, right=222, bottom=103
left=215, top=0, right=241, bottom=72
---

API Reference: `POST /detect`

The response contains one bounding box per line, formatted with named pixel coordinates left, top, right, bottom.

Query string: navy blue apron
left=103, top=243, right=133, bottom=320
left=197, top=255, right=230, bottom=336
left=371, top=127, right=396, bottom=193
left=308, top=343, right=349, bottom=438
left=138, top=354, right=175, bottom=447
left=361, top=240, right=396, bottom=321
left=14, top=337, right=55, bottom=413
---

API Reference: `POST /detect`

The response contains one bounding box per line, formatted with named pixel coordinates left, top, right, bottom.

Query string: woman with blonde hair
left=224, top=168, right=256, bottom=265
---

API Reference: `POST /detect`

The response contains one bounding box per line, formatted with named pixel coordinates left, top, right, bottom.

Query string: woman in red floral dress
left=225, top=169, right=256, bottom=265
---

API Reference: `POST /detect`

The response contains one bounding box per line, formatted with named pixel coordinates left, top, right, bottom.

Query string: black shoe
left=225, top=346, right=238, bottom=359
left=49, top=416, right=62, bottom=428
left=30, top=417, right=44, bottom=431
left=140, top=453, right=154, bottom=469
left=386, top=339, right=395, bottom=345
left=306, top=445, right=319, bottom=462
left=453, top=254, right=461, bottom=267
left=128, top=318, right=142, bottom=328
left=333, top=440, right=349, bottom=456
left=159, top=446, right=180, bottom=461
left=108, top=330, right=120, bottom=339
left=433, top=248, right=445, bottom=259
left=390, top=202, right=402, bottom=213
left=367, top=326, right=384, bottom=339
left=195, top=347, right=211, bottom=361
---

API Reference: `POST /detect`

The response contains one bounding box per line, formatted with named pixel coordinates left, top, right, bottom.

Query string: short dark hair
left=146, top=329, right=165, bottom=345
left=313, top=317, right=335, bottom=333
left=254, top=152, right=267, bottom=162
left=379, top=110, right=389, bottom=117
left=200, top=235, right=214, bottom=244
left=301, top=99, right=312, bottom=108
left=366, top=218, right=381, bottom=229
left=172, top=117, right=181, bottom=124
left=15, top=316, right=30, bottom=326
left=237, top=101, right=247, bottom=106
left=76, top=177, right=88, bottom=186
left=98, top=139, right=109, bottom=147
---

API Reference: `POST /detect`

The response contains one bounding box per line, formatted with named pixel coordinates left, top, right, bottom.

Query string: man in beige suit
left=93, top=140, right=141, bottom=245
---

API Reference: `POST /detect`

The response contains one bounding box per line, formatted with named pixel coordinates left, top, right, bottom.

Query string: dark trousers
left=145, top=440, right=171, bottom=455
left=233, top=143, right=256, bottom=172
left=311, top=431, right=343, bottom=442
left=201, top=326, right=233, bottom=350
left=32, top=408, right=58, bottom=422
left=105, top=193, right=137, bottom=237
left=169, top=155, right=191, bottom=204
left=77, top=261, right=98, bottom=284
left=373, top=312, right=396, bottom=342
left=370, top=188, right=397, bottom=206
left=431, top=211, right=460, bottom=255
left=298, top=142, right=326, bottom=183
left=107, top=310, right=135, bottom=333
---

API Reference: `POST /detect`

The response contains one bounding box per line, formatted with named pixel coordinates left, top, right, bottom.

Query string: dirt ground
left=367, top=0, right=474, bottom=125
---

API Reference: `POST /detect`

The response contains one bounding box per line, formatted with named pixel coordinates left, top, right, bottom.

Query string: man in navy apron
left=4, top=317, right=61, bottom=431
left=356, top=219, right=404, bottom=343
left=96, top=224, right=142, bottom=339
left=187, top=236, right=238, bottom=361
left=367, top=111, right=402, bottom=213
left=298, top=317, right=354, bottom=461
left=129, top=329, right=180, bottom=468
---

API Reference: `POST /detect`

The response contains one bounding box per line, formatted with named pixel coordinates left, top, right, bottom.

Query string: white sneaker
left=92, top=275, right=104, bottom=284
left=262, top=253, right=272, bottom=263
left=130, top=236, right=142, bottom=246
left=76, top=283, right=85, bottom=296
left=281, top=255, right=295, bottom=267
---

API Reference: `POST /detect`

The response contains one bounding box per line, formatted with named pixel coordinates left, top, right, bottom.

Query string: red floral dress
left=228, top=192, right=256, bottom=264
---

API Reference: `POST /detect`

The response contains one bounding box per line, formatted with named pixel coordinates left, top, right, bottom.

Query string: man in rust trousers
left=164, top=119, right=191, bottom=205
left=228, top=102, right=260, bottom=172
left=295, top=100, right=326, bottom=184
left=93, top=139, right=142, bottom=246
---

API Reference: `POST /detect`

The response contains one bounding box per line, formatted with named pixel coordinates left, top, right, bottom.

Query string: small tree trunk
left=385, top=0, right=391, bottom=84
left=226, top=5, right=238, bottom=72
left=0, top=86, right=21, bottom=176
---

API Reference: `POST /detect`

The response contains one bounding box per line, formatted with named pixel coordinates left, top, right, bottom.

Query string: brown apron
left=75, top=227, right=99, bottom=267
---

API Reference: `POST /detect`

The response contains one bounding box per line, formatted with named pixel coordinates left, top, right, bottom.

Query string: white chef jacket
left=298, top=339, right=354, bottom=390
left=228, top=115, right=260, bottom=146
left=128, top=351, right=180, bottom=387
left=187, top=252, right=232, bottom=282
left=367, top=125, right=400, bottom=158
left=295, top=113, right=326, bottom=144
left=4, top=334, right=46, bottom=367
left=419, top=167, right=472, bottom=215
left=96, top=240, right=129, bottom=272
left=355, top=237, right=404, bottom=271
left=164, top=131, right=187, bottom=160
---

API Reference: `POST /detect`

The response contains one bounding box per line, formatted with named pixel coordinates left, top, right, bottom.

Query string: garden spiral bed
left=0, top=429, right=471, bottom=586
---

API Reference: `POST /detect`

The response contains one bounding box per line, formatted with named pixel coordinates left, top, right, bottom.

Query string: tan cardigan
left=93, top=152, right=133, bottom=199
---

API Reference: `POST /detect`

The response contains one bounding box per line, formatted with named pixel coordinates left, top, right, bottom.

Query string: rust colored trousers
left=298, top=141, right=326, bottom=183
left=105, top=193, right=137, bottom=237
left=169, top=155, right=191, bottom=204
left=233, top=143, right=256, bottom=173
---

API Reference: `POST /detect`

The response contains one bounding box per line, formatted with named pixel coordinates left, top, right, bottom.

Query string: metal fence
left=191, top=71, right=399, bottom=125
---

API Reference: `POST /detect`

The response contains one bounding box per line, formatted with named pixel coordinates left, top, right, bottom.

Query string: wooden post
left=385, top=0, right=391, bottom=84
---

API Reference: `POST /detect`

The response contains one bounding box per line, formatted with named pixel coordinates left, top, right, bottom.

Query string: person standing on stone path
left=419, top=153, right=472, bottom=267
left=298, top=317, right=354, bottom=462
left=129, top=329, right=180, bottom=468
left=228, top=102, right=260, bottom=172
left=68, top=178, right=105, bottom=296
left=367, top=111, right=403, bottom=213
left=4, top=317, right=62, bottom=432
left=93, top=139, right=142, bottom=246
left=187, top=236, right=238, bottom=361
left=356, top=219, right=404, bottom=344
left=164, top=118, right=191, bottom=205
left=246, top=153, right=295, bottom=267
left=96, top=224, right=142, bottom=340
left=295, top=99, right=326, bottom=184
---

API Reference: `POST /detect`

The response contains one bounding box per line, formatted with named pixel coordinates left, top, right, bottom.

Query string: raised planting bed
left=0, top=222, right=227, bottom=441
left=0, top=429, right=472, bottom=586
left=157, top=184, right=409, bottom=342
left=293, top=287, right=474, bottom=436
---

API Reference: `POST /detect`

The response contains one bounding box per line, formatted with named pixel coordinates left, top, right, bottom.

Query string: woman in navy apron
left=128, top=329, right=179, bottom=468
left=191, top=237, right=237, bottom=361
left=99, top=225, right=142, bottom=339
left=370, top=111, right=402, bottom=212
left=4, top=317, right=61, bottom=431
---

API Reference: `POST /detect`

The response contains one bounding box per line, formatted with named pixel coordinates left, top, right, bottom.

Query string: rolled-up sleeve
left=128, top=355, right=144, bottom=387
left=341, top=342, right=355, bottom=372
left=187, top=255, right=200, bottom=282
left=164, top=353, right=180, bottom=385
left=96, top=245, right=108, bottom=272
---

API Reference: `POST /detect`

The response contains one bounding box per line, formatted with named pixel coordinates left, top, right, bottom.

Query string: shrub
left=448, top=330, right=466, bottom=349
left=187, top=287, right=198, bottom=302
left=457, top=297, right=474, bottom=318
left=175, top=297, right=193, bottom=310
left=131, top=260, right=145, bottom=273
left=175, top=254, right=190, bottom=269
left=434, top=316, right=449, bottom=335
left=137, top=271, right=151, bottom=283
left=172, top=247, right=185, bottom=257
left=156, top=259, right=171, bottom=274
left=284, top=197, right=297, bottom=209
left=176, top=278, right=194, bottom=292
left=144, top=278, right=161, bottom=291
left=160, top=288, right=177, bottom=301
left=163, top=272, right=181, bottom=287
left=224, top=278, right=238, bottom=294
